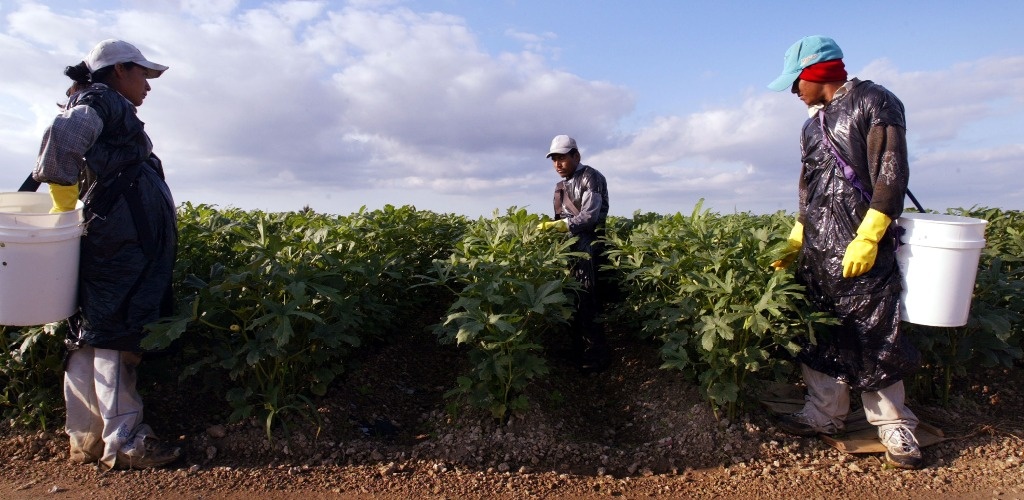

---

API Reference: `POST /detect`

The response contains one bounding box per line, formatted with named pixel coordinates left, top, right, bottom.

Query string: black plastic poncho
left=793, top=79, right=919, bottom=392
left=553, top=164, right=610, bottom=290
left=552, top=164, right=610, bottom=357
left=35, top=85, right=177, bottom=352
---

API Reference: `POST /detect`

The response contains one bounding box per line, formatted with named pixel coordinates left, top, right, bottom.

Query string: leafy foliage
left=421, top=208, right=581, bottom=419
left=0, top=323, right=66, bottom=429
left=3, top=203, right=1022, bottom=432
left=143, top=204, right=466, bottom=438
left=603, top=201, right=837, bottom=417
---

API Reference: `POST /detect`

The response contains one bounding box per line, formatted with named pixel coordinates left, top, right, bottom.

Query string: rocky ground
left=2, top=329, right=1023, bottom=499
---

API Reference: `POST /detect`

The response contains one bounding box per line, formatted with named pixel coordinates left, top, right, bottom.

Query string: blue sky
left=2, top=0, right=1022, bottom=218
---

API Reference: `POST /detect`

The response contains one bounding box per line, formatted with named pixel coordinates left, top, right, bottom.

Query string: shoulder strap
left=818, top=111, right=872, bottom=203
left=554, top=180, right=580, bottom=216
left=817, top=112, right=925, bottom=212
left=18, top=174, right=41, bottom=192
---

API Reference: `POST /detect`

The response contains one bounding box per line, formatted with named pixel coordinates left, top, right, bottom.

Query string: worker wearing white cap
left=537, top=135, right=612, bottom=373
left=31, top=39, right=180, bottom=471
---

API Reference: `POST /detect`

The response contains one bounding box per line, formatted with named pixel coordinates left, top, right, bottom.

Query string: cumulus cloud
left=587, top=57, right=1024, bottom=214
left=0, top=1, right=1021, bottom=217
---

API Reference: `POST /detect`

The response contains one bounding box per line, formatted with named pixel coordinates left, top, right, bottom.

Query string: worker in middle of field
left=536, top=135, right=612, bottom=373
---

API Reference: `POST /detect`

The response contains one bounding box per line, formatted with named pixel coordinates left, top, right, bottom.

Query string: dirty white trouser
left=799, top=363, right=918, bottom=432
left=64, top=345, right=153, bottom=469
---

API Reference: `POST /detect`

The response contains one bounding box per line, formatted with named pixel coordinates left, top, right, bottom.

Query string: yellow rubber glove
left=771, top=220, right=804, bottom=270
left=536, top=220, right=569, bottom=232
left=842, top=208, right=892, bottom=278
left=49, top=183, right=79, bottom=213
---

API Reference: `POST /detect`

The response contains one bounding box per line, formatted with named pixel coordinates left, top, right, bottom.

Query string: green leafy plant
left=0, top=323, right=66, bottom=430
left=144, top=204, right=466, bottom=438
left=604, top=202, right=837, bottom=418
left=422, top=208, right=581, bottom=420
left=4, top=202, right=1021, bottom=433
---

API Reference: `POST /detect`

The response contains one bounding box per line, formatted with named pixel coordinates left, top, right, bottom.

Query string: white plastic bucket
left=0, top=192, right=84, bottom=326
left=895, top=213, right=987, bottom=327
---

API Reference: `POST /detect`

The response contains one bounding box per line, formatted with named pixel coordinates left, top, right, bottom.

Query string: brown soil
left=2, top=330, right=1023, bottom=499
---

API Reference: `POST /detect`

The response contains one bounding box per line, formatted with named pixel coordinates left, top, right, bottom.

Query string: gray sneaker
left=879, top=425, right=923, bottom=469
left=775, top=410, right=840, bottom=436
left=114, top=438, right=182, bottom=470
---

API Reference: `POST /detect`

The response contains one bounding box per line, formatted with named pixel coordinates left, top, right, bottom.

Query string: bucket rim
left=0, top=217, right=85, bottom=230
left=0, top=191, right=85, bottom=219
left=899, top=239, right=986, bottom=250
left=897, top=213, right=989, bottom=226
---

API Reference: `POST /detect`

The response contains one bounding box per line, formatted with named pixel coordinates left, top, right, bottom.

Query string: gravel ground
left=2, top=330, right=1023, bottom=499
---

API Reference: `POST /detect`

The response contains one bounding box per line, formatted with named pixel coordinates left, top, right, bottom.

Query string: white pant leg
left=93, top=348, right=152, bottom=469
left=861, top=380, right=918, bottom=431
left=64, top=346, right=104, bottom=463
left=800, top=363, right=851, bottom=429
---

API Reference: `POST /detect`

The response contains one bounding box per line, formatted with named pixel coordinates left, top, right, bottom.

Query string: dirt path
left=2, top=333, right=1023, bottom=498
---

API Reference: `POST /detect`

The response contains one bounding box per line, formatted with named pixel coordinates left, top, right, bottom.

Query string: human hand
left=770, top=221, right=803, bottom=270
left=842, top=237, right=878, bottom=277
left=536, top=220, right=569, bottom=232
left=841, top=209, right=891, bottom=278
left=48, top=183, right=79, bottom=213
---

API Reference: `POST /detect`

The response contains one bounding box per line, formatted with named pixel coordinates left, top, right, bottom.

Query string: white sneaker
left=114, top=437, right=182, bottom=470
left=878, top=425, right=922, bottom=469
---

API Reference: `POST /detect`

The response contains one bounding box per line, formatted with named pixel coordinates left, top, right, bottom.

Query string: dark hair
left=65, top=60, right=139, bottom=86
left=58, top=62, right=88, bottom=107
left=64, top=62, right=91, bottom=85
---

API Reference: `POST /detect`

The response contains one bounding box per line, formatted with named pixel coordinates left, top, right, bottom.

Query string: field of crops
left=2, top=203, right=1022, bottom=436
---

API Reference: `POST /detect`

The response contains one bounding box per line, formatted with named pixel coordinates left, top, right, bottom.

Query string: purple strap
left=818, top=111, right=872, bottom=203
left=818, top=111, right=908, bottom=249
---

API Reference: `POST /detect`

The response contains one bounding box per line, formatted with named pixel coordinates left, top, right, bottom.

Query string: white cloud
left=180, top=0, right=241, bottom=18
left=1, top=1, right=1021, bottom=218
left=585, top=56, right=1024, bottom=215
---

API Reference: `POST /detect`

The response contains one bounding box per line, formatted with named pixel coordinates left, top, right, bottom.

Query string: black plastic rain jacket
left=35, top=85, right=177, bottom=352
left=793, top=79, right=920, bottom=392
left=553, top=164, right=610, bottom=288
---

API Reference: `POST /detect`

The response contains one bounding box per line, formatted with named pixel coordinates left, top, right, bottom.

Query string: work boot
left=69, top=436, right=104, bottom=464
left=775, top=410, right=840, bottom=437
left=114, top=437, right=182, bottom=470
left=879, top=425, right=923, bottom=470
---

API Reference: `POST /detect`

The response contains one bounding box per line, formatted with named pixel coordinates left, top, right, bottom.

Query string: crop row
left=2, top=204, right=1021, bottom=432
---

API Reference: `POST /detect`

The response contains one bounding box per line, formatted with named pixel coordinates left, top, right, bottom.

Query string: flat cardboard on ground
left=760, top=393, right=946, bottom=454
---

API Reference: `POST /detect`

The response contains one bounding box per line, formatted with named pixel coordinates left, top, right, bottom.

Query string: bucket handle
left=817, top=111, right=927, bottom=214
left=906, top=190, right=925, bottom=213
left=18, top=173, right=41, bottom=193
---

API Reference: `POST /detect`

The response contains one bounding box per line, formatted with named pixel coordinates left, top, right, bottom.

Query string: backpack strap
left=554, top=180, right=581, bottom=216
left=818, top=111, right=925, bottom=212
left=818, top=111, right=872, bottom=203
left=18, top=174, right=41, bottom=192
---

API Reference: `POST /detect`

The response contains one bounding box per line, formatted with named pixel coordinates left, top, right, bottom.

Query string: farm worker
left=767, top=35, right=923, bottom=469
left=537, top=135, right=612, bottom=373
left=32, top=39, right=181, bottom=470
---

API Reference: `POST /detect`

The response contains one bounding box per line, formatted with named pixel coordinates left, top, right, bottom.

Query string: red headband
left=799, top=59, right=847, bottom=83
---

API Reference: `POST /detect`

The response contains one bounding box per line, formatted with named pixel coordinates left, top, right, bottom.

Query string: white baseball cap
left=546, top=135, right=578, bottom=158
left=85, top=39, right=168, bottom=78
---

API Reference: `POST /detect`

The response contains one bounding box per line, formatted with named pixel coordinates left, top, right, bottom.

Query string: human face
left=111, top=63, right=153, bottom=106
left=792, top=78, right=828, bottom=107
left=550, top=151, right=580, bottom=178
